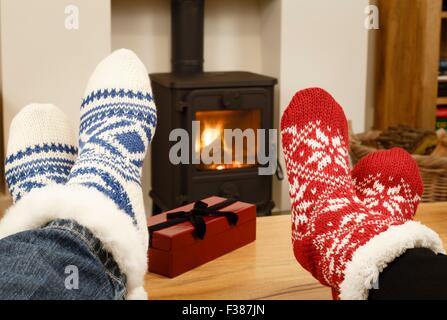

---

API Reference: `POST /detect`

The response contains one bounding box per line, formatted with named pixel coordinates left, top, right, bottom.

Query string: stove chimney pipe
left=171, top=0, right=204, bottom=74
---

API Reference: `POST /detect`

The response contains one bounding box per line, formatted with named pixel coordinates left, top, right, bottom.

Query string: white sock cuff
left=339, top=220, right=445, bottom=300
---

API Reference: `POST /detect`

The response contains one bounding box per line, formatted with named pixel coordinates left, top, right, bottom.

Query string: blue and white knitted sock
left=0, top=49, right=156, bottom=300
left=66, top=49, right=156, bottom=298
left=66, top=48, right=156, bottom=243
left=5, top=104, right=77, bottom=202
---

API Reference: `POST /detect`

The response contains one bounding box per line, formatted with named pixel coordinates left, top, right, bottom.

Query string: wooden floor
left=0, top=197, right=446, bottom=299
left=146, top=214, right=331, bottom=300
left=145, top=202, right=447, bottom=300
left=416, top=202, right=447, bottom=246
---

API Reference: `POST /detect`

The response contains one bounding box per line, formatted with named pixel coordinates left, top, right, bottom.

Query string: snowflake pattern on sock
left=352, top=148, right=423, bottom=221
left=281, top=88, right=406, bottom=292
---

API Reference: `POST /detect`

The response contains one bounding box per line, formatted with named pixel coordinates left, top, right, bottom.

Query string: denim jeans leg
left=0, top=219, right=127, bottom=300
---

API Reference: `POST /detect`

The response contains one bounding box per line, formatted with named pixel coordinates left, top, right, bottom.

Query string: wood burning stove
left=149, top=0, right=277, bottom=216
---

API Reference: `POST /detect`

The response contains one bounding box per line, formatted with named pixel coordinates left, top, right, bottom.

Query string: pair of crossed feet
left=281, top=88, right=444, bottom=299
left=1, top=49, right=156, bottom=299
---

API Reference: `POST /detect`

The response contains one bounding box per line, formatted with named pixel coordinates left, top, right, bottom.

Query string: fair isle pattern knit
left=5, top=104, right=77, bottom=203
left=67, top=88, right=156, bottom=222
left=281, top=88, right=406, bottom=294
left=352, top=148, right=423, bottom=222
left=66, top=50, right=157, bottom=224
left=6, top=144, right=77, bottom=202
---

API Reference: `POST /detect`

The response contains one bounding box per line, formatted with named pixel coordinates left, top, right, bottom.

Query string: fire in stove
left=195, top=109, right=261, bottom=171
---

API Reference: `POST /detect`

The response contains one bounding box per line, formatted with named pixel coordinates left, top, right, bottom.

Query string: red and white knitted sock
left=281, top=88, right=444, bottom=299
left=352, top=148, right=423, bottom=222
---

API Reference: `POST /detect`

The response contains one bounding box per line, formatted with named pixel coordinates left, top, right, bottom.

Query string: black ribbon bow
left=148, top=198, right=239, bottom=240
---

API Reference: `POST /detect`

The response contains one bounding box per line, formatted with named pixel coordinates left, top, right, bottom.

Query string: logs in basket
left=350, top=126, right=447, bottom=203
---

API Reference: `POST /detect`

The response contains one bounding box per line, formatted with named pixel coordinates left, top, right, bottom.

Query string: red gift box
left=147, top=196, right=256, bottom=278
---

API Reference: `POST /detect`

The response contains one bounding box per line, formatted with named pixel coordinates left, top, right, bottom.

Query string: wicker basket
left=350, top=132, right=447, bottom=203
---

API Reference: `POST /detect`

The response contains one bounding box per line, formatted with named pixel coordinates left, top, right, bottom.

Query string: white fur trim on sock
left=0, top=184, right=147, bottom=300
left=127, top=286, right=147, bottom=300
left=339, top=221, right=445, bottom=300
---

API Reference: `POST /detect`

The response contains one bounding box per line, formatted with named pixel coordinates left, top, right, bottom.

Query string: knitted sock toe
left=5, top=104, right=77, bottom=202
left=352, top=148, right=423, bottom=221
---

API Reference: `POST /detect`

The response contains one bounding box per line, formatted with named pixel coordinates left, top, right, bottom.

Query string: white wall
left=204, top=0, right=262, bottom=72
left=273, top=0, right=370, bottom=211
left=259, top=0, right=282, bottom=211
left=112, top=0, right=263, bottom=74
left=0, top=0, right=111, bottom=144
left=279, top=0, right=369, bottom=134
